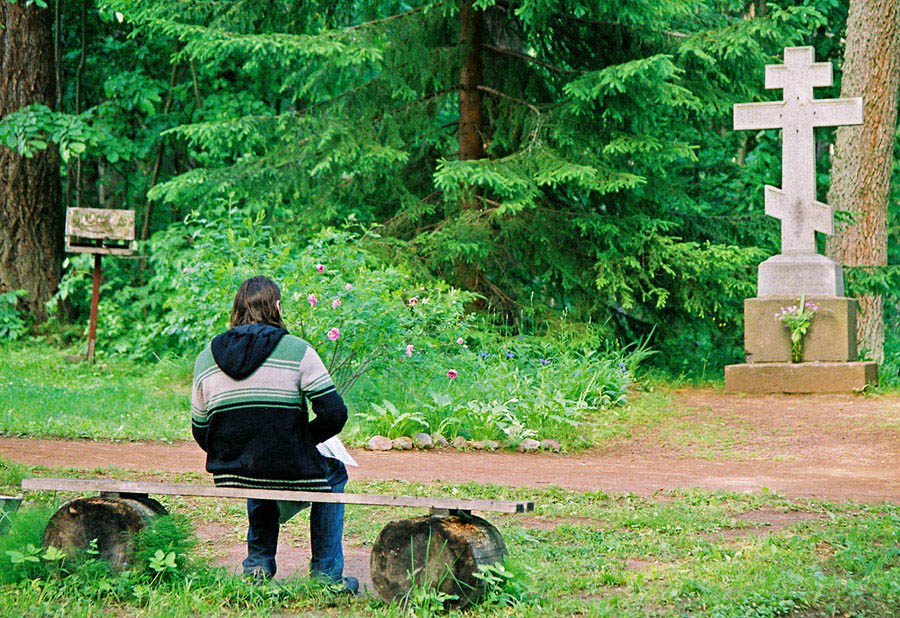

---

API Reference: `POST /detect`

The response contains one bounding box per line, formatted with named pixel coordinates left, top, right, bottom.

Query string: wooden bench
left=22, top=477, right=533, bottom=607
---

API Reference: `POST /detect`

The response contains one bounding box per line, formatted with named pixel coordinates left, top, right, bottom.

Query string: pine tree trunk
left=825, top=0, right=900, bottom=363
left=0, top=1, right=63, bottom=321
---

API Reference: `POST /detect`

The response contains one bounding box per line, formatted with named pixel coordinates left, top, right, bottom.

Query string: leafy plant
left=0, top=289, right=28, bottom=341
left=358, top=401, right=429, bottom=440
left=132, top=514, right=195, bottom=581
left=0, top=506, right=58, bottom=584
left=473, top=560, right=532, bottom=608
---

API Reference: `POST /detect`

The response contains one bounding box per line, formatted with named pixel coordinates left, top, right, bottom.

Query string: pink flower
left=331, top=298, right=342, bottom=309
left=456, top=337, right=464, bottom=345
left=409, top=297, right=418, bottom=306
left=447, top=369, right=458, bottom=379
left=307, top=294, right=318, bottom=307
left=315, top=264, right=325, bottom=273
left=405, top=344, right=414, bottom=357
left=345, top=283, right=353, bottom=291
left=327, top=328, right=340, bottom=341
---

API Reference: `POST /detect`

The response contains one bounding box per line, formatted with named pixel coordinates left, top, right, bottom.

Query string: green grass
left=0, top=341, right=676, bottom=449
left=0, top=343, right=192, bottom=441
left=1, top=459, right=898, bottom=616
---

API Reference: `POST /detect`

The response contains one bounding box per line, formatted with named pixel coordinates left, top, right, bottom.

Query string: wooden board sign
left=65, top=208, right=134, bottom=255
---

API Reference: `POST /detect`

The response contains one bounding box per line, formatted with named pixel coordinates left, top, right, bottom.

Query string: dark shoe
left=323, top=576, right=359, bottom=595
left=244, top=565, right=273, bottom=583
left=341, top=576, right=359, bottom=595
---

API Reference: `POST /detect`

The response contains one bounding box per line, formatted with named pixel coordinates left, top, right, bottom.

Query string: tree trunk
left=458, top=0, right=484, bottom=168
left=370, top=514, right=507, bottom=609
left=825, top=0, right=900, bottom=363
left=0, top=1, right=63, bottom=321
left=456, top=0, right=485, bottom=296
left=44, top=496, right=167, bottom=570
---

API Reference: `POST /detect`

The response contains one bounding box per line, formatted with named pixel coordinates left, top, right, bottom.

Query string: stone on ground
left=412, top=433, right=433, bottom=449
left=368, top=436, right=392, bottom=451
left=484, top=440, right=500, bottom=451
left=452, top=436, right=468, bottom=449
left=392, top=437, right=414, bottom=450
left=517, top=438, right=540, bottom=452
left=431, top=433, right=449, bottom=447
left=541, top=439, right=561, bottom=452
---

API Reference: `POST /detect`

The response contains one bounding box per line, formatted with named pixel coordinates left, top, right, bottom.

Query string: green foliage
left=0, top=290, right=28, bottom=341
left=131, top=515, right=196, bottom=581
left=0, top=506, right=57, bottom=585
left=134, top=215, right=477, bottom=388
left=69, top=0, right=834, bottom=372
left=353, top=329, right=649, bottom=447
left=44, top=212, right=643, bottom=444
left=473, top=560, right=532, bottom=608
left=11, top=0, right=900, bottom=380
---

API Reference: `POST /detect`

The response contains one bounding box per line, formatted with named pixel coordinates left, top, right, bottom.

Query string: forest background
left=1, top=0, right=899, bottom=383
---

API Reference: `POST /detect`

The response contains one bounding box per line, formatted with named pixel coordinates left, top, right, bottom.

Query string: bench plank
left=21, top=478, right=533, bottom=514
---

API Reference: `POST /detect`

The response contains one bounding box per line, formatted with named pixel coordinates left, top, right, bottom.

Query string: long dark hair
left=230, top=276, right=286, bottom=329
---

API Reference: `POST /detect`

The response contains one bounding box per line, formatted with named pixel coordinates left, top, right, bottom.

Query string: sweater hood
left=210, top=323, right=288, bottom=380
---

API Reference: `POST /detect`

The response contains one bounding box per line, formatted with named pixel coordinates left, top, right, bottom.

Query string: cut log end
left=370, top=514, right=507, bottom=609
left=43, top=496, right=166, bottom=571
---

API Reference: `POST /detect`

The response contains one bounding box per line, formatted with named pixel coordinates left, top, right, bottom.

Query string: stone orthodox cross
left=734, top=47, right=862, bottom=255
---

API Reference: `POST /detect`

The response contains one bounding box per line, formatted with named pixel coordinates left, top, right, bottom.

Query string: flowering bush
left=56, top=209, right=644, bottom=447
left=139, top=214, right=478, bottom=393
left=775, top=298, right=819, bottom=363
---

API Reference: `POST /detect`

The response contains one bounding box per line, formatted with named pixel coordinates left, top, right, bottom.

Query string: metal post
left=86, top=253, right=101, bottom=363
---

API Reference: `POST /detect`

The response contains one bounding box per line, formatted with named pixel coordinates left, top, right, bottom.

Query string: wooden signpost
left=64, top=208, right=135, bottom=363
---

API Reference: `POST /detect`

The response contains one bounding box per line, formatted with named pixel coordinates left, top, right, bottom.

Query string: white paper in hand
left=316, top=436, right=358, bottom=467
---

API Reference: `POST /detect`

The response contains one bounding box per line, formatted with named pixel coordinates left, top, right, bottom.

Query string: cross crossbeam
left=733, top=47, right=862, bottom=255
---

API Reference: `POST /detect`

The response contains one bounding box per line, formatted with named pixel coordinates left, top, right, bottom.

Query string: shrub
left=0, top=289, right=28, bottom=341
left=48, top=209, right=646, bottom=446
left=0, top=506, right=58, bottom=584
left=132, top=514, right=196, bottom=581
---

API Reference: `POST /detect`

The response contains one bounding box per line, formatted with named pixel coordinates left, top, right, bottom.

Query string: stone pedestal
left=725, top=362, right=877, bottom=394
left=744, top=297, right=857, bottom=363
left=757, top=254, right=844, bottom=297
left=727, top=295, right=877, bottom=394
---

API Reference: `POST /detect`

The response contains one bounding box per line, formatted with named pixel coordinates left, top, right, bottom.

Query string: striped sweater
left=191, top=325, right=348, bottom=491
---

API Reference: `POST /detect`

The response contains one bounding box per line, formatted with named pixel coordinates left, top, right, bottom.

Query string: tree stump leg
left=370, top=514, right=507, bottom=609
left=43, top=496, right=167, bottom=571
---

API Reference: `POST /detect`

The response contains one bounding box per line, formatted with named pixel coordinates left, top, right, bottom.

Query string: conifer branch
left=372, top=88, right=455, bottom=123
left=476, top=85, right=539, bottom=116
left=295, top=73, right=386, bottom=115
left=553, top=13, right=687, bottom=39
left=476, top=85, right=541, bottom=145
left=481, top=43, right=579, bottom=74
left=342, top=6, right=428, bottom=33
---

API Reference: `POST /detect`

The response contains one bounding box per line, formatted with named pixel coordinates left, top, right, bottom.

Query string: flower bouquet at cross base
left=775, top=297, right=819, bottom=363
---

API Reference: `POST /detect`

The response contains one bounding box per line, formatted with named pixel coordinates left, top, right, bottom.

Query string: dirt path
left=3, top=389, right=899, bottom=502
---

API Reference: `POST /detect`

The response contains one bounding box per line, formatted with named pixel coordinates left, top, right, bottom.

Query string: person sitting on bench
left=190, top=275, right=357, bottom=591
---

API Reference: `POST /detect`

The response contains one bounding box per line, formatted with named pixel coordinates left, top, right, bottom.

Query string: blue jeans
left=243, top=458, right=348, bottom=580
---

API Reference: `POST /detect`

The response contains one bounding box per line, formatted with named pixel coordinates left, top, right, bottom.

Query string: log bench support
left=22, top=478, right=532, bottom=608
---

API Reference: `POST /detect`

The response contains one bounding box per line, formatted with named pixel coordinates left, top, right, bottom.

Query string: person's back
left=191, top=276, right=356, bottom=591
left=192, top=327, right=343, bottom=490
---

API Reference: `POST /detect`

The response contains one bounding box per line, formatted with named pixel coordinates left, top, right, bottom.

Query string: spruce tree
left=106, top=0, right=825, bottom=345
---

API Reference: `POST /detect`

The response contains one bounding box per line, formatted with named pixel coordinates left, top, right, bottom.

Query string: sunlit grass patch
left=0, top=343, right=190, bottom=441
